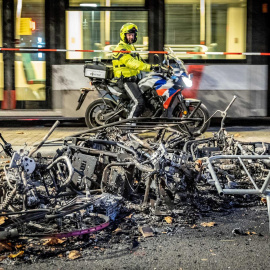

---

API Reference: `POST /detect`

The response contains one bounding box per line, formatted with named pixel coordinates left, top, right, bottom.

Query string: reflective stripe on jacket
left=112, top=41, right=151, bottom=78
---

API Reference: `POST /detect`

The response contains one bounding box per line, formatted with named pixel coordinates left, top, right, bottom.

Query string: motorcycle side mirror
left=154, top=54, right=160, bottom=64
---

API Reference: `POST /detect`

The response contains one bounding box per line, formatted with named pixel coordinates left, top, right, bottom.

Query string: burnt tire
left=85, top=98, right=117, bottom=129
left=173, top=103, right=210, bottom=136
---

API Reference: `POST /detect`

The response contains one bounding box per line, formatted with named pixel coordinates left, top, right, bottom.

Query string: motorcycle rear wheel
left=173, top=103, right=210, bottom=136
left=85, top=98, right=117, bottom=129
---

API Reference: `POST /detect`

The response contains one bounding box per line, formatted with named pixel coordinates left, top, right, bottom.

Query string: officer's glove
left=151, top=64, right=160, bottom=72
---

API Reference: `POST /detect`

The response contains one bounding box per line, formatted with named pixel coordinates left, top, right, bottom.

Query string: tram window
left=69, top=0, right=145, bottom=7
left=66, top=10, right=148, bottom=59
left=165, top=0, right=247, bottom=59
left=14, top=0, right=46, bottom=102
left=0, top=0, right=3, bottom=101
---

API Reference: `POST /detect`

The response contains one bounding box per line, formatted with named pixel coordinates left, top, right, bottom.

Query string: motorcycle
left=76, top=50, right=210, bottom=136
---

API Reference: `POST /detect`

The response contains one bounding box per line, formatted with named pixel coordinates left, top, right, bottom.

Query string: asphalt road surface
left=1, top=206, right=269, bottom=270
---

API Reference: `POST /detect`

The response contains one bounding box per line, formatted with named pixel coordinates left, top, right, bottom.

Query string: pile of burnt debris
left=0, top=98, right=269, bottom=263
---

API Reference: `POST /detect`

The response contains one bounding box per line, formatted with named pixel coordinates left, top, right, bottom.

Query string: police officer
left=112, top=23, right=158, bottom=118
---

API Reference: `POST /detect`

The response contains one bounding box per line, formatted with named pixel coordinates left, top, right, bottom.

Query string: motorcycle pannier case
left=84, top=61, right=113, bottom=80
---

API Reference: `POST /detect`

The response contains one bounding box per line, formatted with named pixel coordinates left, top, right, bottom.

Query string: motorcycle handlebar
left=161, top=64, right=174, bottom=77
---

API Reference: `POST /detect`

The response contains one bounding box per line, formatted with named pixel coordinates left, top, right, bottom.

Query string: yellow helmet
left=120, top=23, right=138, bottom=44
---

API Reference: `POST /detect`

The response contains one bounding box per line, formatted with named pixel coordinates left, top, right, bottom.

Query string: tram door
left=0, top=0, right=4, bottom=105
left=1, top=0, right=47, bottom=111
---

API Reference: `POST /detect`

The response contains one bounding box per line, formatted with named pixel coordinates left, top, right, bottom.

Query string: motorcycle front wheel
left=85, top=98, right=117, bottom=129
left=173, top=103, right=210, bottom=136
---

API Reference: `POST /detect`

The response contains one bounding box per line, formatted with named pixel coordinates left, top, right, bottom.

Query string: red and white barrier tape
left=1, top=47, right=270, bottom=55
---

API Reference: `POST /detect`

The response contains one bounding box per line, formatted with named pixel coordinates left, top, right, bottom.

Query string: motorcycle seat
left=108, top=80, right=129, bottom=100
left=107, top=84, right=129, bottom=100
left=108, top=81, right=118, bottom=87
left=108, top=83, right=123, bottom=92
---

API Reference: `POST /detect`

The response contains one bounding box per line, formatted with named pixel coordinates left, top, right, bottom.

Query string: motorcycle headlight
left=182, top=76, right=193, bottom=88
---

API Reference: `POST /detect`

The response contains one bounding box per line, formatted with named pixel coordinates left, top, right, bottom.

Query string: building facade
left=0, top=0, right=270, bottom=119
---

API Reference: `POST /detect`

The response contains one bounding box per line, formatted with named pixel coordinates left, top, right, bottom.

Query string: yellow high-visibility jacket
left=112, top=41, right=151, bottom=78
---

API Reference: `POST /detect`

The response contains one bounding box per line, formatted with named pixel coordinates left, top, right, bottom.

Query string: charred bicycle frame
left=1, top=97, right=270, bottom=240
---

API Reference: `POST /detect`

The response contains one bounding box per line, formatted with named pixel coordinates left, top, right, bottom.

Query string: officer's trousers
left=123, top=82, right=145, bottom=118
